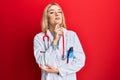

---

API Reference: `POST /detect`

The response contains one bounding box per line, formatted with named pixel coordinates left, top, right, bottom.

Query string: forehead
left=48, top=5, right=61, bottom=11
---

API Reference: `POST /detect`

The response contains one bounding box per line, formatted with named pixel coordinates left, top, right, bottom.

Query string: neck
left=49, top=24, right=62, bottom=33
left=49, top=25, right=55, bottom=33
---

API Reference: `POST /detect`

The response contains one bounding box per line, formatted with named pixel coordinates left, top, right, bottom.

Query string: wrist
left=54, top=34, right=59, bottom=41
left=53, top=40, right=58, bottom=45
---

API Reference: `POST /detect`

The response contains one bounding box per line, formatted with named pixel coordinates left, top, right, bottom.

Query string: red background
left=0, top=0, right=120, bottom=80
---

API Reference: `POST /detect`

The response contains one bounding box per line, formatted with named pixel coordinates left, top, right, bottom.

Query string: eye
left=58, top=11, right=62, bottom=13
left=49, top=12, right=54, bottom=14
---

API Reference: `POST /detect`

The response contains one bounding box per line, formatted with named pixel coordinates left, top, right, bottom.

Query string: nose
left=55, top=12, right=59, bottom=16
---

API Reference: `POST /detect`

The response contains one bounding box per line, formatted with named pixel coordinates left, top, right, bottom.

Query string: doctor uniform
left=34, top=28, right=85, bottom=80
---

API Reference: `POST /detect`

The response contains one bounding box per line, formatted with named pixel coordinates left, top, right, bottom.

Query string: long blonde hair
left=41, top=3, right=66, bottom=32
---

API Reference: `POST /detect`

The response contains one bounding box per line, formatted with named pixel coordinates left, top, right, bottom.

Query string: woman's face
left=47, top=5, right=62, bottom=27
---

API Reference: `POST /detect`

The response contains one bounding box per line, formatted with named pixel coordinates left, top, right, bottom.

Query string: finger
left=45, top=64, right=54, bottom=69
left=44, top=68, right=58, bottom=73
left=39, top=65, right=52, bottom=73
left=56, top=28, right=63, bottom=32
left=38, top=65, right=54, bottom=73
left=58, top=29, right=63, bottom=34
left=55, top=24, right=61, bottom=30
left=55, top=24, right=59, bottom=30
left=39, top=65, right=42, bottom=68
left=56, top=28, right=61, bottom=32
left=39, top=65, right=45, bottom=69
left=45, top=64, right=52, bottom=68
left=39, top=65, right=58, bottom=73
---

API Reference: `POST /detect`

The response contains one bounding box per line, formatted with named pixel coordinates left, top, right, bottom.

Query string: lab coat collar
left=47, top=29, right=54, bottom=41
left=62, top=27, right=67, bottom=35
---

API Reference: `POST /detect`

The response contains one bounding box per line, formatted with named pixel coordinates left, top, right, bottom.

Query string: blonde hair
left=41, top=3, right=66, bottom=32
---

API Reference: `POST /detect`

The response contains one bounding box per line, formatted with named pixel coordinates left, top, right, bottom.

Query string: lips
left=55, top=17, right=60, bottom=20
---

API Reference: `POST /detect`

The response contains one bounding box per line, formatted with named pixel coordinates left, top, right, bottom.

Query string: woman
left=34, top=3, right=85, bottom=80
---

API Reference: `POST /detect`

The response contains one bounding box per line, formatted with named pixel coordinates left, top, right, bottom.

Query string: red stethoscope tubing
left=43, top=32, right=49, bottom=50
left=62, top=32, right=65, bottom=59
left=43, top=31, right=49, bottom=41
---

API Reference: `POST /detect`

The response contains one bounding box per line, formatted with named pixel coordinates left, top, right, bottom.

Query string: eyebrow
left=48, top=9, right=61, bottom=12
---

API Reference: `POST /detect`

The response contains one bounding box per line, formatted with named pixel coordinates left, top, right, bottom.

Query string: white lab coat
left=34, top=28, right=85, bottom=80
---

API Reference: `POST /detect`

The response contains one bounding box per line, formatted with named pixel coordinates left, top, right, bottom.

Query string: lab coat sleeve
left=34, top=34, right=58, bottom=66
left=34, top=34, right=44, bottom=65
left=58, top=32, right=86, bottom=77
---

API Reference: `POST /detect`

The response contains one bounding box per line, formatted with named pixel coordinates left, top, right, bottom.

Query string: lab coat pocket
left=66, top=47, right=74, bottom=63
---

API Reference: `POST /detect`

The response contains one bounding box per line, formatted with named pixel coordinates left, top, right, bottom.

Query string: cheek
left=48, top=14, right=55, bottom=19
left=60, top=14, right=63, bottom=20
left=48, top=16, right=55, bottom=24
left=48, top=16, right=55, bottom=21
left=60, top=15, right=63, bottom=22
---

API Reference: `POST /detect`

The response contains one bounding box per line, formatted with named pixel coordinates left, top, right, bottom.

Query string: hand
left=39, top=64, right=59, bottom=73
left=54, top=24, right=63, bottom=36
left=53, top=24, right=63, bottom=45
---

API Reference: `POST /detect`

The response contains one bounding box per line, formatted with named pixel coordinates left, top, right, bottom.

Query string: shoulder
left=66, top=29, right=77, bottom=37
left=34, top=32, right=44, bottom=40
left=65, top=29, right=80, bottom=42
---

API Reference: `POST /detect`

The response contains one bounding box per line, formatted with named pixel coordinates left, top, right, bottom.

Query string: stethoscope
left=43, top=31, right=49, bottom=51
left=42, top=31, right=66, bottom=60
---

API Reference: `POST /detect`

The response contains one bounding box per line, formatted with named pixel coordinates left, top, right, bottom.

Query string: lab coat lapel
left=47, top=29, right=54, bottom=42
left=62, top=28, right=68, bottom=53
